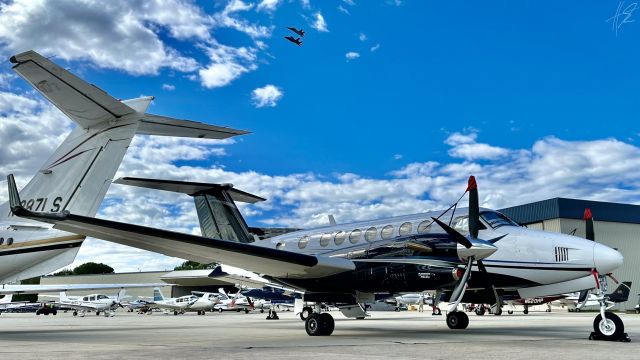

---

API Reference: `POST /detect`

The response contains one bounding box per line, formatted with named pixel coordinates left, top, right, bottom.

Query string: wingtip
left=9, top=55, right=17, bottom=64
left=6, top=174, right=22, bottom=211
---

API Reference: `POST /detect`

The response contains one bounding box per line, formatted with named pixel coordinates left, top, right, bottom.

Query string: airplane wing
left=10, top=50, right=135, bottom=128
left=7, top=177, right=354, bottom=279
left=0, top=283, right=167, bottom=295
left=136, top=114, right=249, bottom=140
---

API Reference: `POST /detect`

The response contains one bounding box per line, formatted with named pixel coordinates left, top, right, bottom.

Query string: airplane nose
left=593, top=242, right=624, bottom=273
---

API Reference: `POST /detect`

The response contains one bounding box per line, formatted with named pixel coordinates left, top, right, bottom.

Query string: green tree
left=71, top=262, right=114, bottom=275
left=173, top=260, right=217, bottom=270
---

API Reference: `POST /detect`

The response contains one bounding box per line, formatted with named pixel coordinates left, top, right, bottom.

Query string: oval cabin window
left=334, top=231, right=346, bottom=245
left=364, top=227, right=377, bottom=242
left=349, top=229, right=361, bottom=244
left=399, top=222, right=412, bottom=236
left=381, top=225, right=394, bottom=240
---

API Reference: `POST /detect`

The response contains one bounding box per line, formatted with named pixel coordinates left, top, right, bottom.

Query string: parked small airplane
left=285, top=36, right=302, bottom=46
left=0, top=50, right=247, bottom=290
left=212, top=288, right=252, bottom=313
left=54, top=289, right=127, bottom=317
left=287, top=27, right=305, bottom=37
left=149, top=287, right=217, bottom=315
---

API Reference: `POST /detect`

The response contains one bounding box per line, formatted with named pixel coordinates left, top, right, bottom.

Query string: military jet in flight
left=285, top=36, right=302, bottom=46
left=287, top=27, right=305, bottom=37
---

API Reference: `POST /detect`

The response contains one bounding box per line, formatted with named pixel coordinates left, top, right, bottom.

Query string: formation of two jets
left=285, top=27, right=304, bottom=46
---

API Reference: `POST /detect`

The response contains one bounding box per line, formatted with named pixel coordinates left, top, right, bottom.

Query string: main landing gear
left=588, top=272, right=630, bottom=342
left=266, top=305, right=279, bottom=320
left=446, top=311, right=469, bottom=329
left=305, top=312, right=334, bottom=336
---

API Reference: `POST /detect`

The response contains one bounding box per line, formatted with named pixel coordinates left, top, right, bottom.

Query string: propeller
left=434, top=176, right=502, bottom=312
left=577, top=208, right=594, bottom=307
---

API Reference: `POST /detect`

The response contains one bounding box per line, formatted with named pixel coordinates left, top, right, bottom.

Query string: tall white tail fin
left=116, top=289, right=127, bottom=302
left=2, top=50, right=248, bottom=220
left=153, top=287, right=165, bottom=302
left=60, top=291, right=68, bottom=302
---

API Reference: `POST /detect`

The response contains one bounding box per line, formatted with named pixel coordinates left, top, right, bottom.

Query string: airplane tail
left=608, top=281, right=632, bottom=303
left=113, top=177, right=265, bottom=242
left=60, top=291, right=68, bottom=302
left=153, top=287, right=165, bottom=302
left=2, top=50, right=248, bottom=220
left=116, top=289, right=127, bottom=302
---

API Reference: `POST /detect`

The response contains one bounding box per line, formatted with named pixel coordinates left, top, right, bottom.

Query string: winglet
left=7, top=174, right=70, bottom=220
left=7, top=174, right=22, bottom=213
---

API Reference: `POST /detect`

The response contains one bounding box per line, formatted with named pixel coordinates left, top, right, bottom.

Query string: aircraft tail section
left=608, top=281, right=632, bottom=303
left=60, top=291, right=68, bottom=302
left=116, top=289, right=127, bottom=302
left=153, top=288, right=165, bottom=302
left=113, top=177, right=265, bottom=243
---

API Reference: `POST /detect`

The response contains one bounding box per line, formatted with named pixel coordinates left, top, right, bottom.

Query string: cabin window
left=83, top=297, right=88, bottom=301
left=320, top=233, right=332, bottom=247
left=452, top=216, right=469, bottom=232
left=334, top=231, right=346, bottom=245
left=381, top=225, right=394, bottom=240
left=298, top=235, right=309, bottom=249
left=399, top=222, right=412, bottom=236
left=6, top=237, right=13, bottom=246
left=417, top=220, right=432, bottom=234
left=349, top=229, right=361, bottom=244
left=364, top=227, right=377, bottom=242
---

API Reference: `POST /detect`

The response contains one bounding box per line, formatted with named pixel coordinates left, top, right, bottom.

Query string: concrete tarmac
left=0, top=310, right=638, bottom=359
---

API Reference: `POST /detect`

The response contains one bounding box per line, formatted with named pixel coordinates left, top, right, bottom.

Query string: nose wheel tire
left=474, top=306, right=485, bottom=316
left=593, top=312, right=624, bottom=341
left=305, top=313, right=335, bottom=336
left=446, top=311, right=469, bottom=329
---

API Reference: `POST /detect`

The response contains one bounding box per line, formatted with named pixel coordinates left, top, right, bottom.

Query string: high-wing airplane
left=287, top=27, right=305, bottom=37
left=0, top=50, right=246, bottom=291
left=284, top=36, right=302, bottom=46
left=9, top=173, right=627, bottom=341
left=55, top=289, right=127, bottom=317
left=211, top=288, right=252, bottom=313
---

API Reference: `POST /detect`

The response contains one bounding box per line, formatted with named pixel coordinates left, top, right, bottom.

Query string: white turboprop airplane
left=7, top=53, right=627, bottom=341
left=0, top=50, right=246, bottom=295
left=211, top=288, right=252, bottom=313
left=55, top=289, right=128, bottom=317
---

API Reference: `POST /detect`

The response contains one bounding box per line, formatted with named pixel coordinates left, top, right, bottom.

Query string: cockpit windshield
left=480, top=211, right=519, bottom=229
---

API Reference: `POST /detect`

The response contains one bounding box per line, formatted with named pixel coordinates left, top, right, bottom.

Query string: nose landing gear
left=588, top=272, right=630, bottom=342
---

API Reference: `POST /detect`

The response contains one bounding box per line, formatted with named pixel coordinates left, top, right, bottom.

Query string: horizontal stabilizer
left=114, top=177, right=266, bottom=203
left=10, top=50, right=135, bottom=128
left=137, top=114, right=249, bottom=139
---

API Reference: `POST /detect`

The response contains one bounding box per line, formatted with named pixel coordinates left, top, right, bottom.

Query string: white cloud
left=0, top=0, right=208, bottom=75
left=257, top=0, right=281, bottom=12
left=199, top=41, right=258, bottom=88
left=359, top=32, right=367, bottom=41
left=345, top=51, right=360, bottom=61
left=213, top=0, right=272, bottom=39
left=445, top=131, right=509, bottom=160
left=251, top=84, right=283, bottom=107
left=337, top=5, right=350, bottom=15
left=393, top=154, right=403, bottom=160
left=370, top=43, right=381, bottom=52
left=162, top=84, right=176, bottom=91
left=343, top=0, right=356, bottom=5
left=311, top=12, right=328, bottom=32
left=0, top=72, right=16, bottom=89
left=301, top=0, right=311, bottom=9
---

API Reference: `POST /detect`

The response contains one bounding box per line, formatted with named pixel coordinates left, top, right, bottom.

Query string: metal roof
left=499, top=198, right=640, bottom=225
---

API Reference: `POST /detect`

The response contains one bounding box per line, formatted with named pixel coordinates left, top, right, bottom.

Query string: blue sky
left=2, top=0, right=640, bottom=270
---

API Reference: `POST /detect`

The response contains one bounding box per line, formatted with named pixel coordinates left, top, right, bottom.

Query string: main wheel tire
left=174, top=311, right=178, bottom=316
left=319, top=313, right=335, bottom=335
left=305, top=314, right=322, bottom=336
left=73, top=311, right=78, bottom=316
left=446, top=311, right=469, bottom=329
left=218, top=308, right=223, bottom=313
left=433, top=308, right=441, bottom=315
left=523, top=309, right=529, bottom=315
left=507, top=310, right=513, bottom=315
left=494, top=307, right=502, bottom=316
left=593, top=312, right=624, bottom=341
left=245, top=309, right=250, bottom=314
left=475, top=307, right=485, bottom=316
left=300, top=306, right=312, bottom=321
left=52, top=309, right=57, bottom=315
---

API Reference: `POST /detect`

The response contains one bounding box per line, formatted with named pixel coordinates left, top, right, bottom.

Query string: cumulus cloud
left=345, top=51, right=360, bottom=61
left=311, top=12, right=328, bottom=32
left=370, top=43, right=380, bottom=52
left=257, top=0, right=281, bottom=12
left=251, top=84, right=283, bottom=107
left=445, top=131, right=509, bottom=160
left=162, top=84, right=176, bottom=91
left=0, top=72, right=16, bottom=89
left=199, top=41, right=258, bottom=88
left=359, top=32, right=367, bottom=41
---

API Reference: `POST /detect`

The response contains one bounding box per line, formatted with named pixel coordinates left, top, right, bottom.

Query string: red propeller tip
left=466, top=176, right=477, bottom=192
left=584, top=208, right=592, bottom=220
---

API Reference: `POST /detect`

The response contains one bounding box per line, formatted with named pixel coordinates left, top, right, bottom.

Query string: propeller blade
left=467, top=176, right=480, bottom=239
left=584, top=208, right=594, bottom=241
left=476, top=259, right=501, bottom=307
left=432, top=217, right=472, bottom=248
left=450, top=257, right=474, bottom=301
